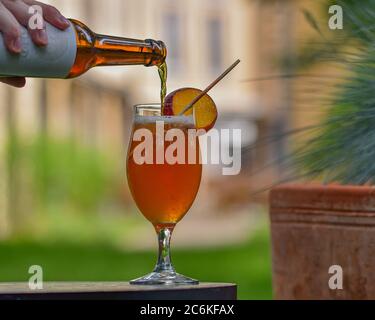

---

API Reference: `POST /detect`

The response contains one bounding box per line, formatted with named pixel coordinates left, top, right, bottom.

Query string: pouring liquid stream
left=158, top=61, right=168, bottom=112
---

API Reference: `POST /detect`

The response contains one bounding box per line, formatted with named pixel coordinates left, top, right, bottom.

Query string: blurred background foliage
left=293, top=0, right=375, bottom=184
left=290, top=0, right=374, bottom=69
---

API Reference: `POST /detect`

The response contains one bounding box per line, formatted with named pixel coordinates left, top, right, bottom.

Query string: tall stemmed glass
left=126, top=104, right=202, bottom=285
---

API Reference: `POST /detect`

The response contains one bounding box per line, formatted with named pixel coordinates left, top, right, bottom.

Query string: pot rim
left=270, top=183, right=375, bottom=213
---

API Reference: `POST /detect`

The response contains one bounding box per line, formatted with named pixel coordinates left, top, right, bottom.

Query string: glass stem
left=154, top=225, right=175, bottom=273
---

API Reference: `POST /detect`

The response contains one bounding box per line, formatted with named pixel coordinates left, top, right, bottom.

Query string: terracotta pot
left=269, top=184, right=375, bottom=300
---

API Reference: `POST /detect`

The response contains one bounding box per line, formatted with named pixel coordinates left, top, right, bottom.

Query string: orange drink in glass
left=126, top=104, right=201, bottom=285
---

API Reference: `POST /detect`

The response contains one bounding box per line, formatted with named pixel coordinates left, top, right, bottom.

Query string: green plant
left=294, top=1, right=375, bottom=184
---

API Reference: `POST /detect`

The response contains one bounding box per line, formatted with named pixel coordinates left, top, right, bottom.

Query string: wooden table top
left=0, top=282, right=237, bottom=300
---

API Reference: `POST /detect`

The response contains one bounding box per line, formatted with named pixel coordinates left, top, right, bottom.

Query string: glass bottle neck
left=67, top=19, right=166, bottom=78
left=94, top=34, right=166, bottom=67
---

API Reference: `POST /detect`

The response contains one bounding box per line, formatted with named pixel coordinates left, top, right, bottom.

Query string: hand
left=0, top=0, right=70, bottom=88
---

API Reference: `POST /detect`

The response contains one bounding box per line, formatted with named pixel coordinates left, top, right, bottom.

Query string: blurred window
left=163, top=13, right=182, bottom=74
left=207, top=17, right=224, bottom=74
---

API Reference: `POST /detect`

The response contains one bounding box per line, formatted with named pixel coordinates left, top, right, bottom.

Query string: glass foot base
left=130, top=270, right=199, bottom=285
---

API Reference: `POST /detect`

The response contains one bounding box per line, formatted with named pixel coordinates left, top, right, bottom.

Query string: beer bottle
left=0, top=19, right=166, bottom=79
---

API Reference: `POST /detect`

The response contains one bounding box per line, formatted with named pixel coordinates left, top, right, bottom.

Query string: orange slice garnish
left=163, top=88, right=218, bottom=131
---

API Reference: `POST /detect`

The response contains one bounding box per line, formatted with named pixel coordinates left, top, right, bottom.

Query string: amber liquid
left=127, top=120, right=202, bottom=227
left=158, top=61, right=168, bottom=112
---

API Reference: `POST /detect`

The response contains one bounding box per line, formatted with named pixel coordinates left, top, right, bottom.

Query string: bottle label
left=0, top=22, right=77, bottom=78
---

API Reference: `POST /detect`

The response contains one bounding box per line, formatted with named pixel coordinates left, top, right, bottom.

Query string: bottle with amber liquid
left=0, top=19, right=166, bottom=78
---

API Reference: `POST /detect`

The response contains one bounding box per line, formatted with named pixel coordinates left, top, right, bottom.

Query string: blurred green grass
left=0, top=226, right=272, bottom=300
